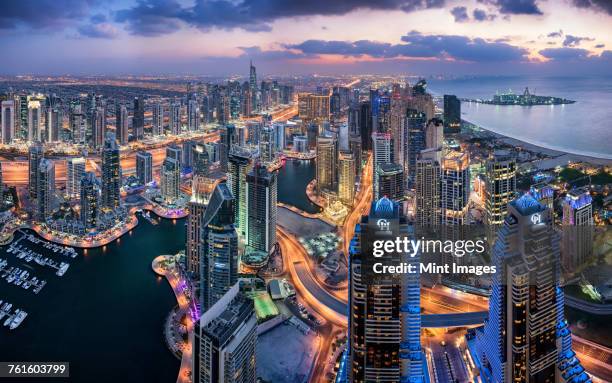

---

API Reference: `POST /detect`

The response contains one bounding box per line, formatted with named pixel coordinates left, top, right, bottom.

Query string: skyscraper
left=441, top=150, right=470, bottom=225
left=218, top=124, right=236, bottom=172
left=485, top=150, right=517, bottom=244
left=46, top=107, right=61, bottom=142
left=349, top=133, right=362, bottom=176
left=115, top=102, right=129, bottom=145
left=136, top=151, right=153, bottom=185
left=227, top=147, right=252, bottom=237
left=249, top=61, right=259, bottom=112
left=349, top=197, right=424, bottom=382
left=246, top=164, right=277, bottom=254
left=91, top=106, right=106, bottom=148
left=443, top=95, right=461, bottom=134
left=338, top=151, right=356, bottom=206
left=473, top=194, right=591, bottom=383
left=258, top=125, right=275, bottom=164
left=36, top=158, right=55, bottom=221
left=27, top=100, right=42, bottom=142
left=170, top=101, right=181, bottom=135
left=199, top=182, right=238, bottom=310
left=66, top=157, right=86, bottom=199
left=1, top=100, right=15, bottom=144
left=562, top=188, right=593, bottom=270
left=406, top=109, right=427, bottom=185
left=28, top=142, right=43, bottom=198
left=193, top=283, right=257, bottom=383
left=160, top=157, right=180, bottom=204
left=133, top=97, right=145, bottom=140
left=166, top=145, right=182, bottom=166
left=298, top=93, right=331, bottom=121
left=152, top=102, right=164, bottom=136
left=315, top=135, right=337, bottom=194
left=371, top=132, right=393, bottom=199
left=415, top=149, right=442, bottom=227
left=80, top=172, right=99, bottom=230
left=188, top=99, right=199, bottom=132
left=377, top=162, right=404, bottom=201
left=101, top=132, right=121, bottom=209
left=359, top=101, right=372, bottom=151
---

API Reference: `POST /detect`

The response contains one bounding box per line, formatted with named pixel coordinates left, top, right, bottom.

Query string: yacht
left=10, top=310, right=28, bottom=330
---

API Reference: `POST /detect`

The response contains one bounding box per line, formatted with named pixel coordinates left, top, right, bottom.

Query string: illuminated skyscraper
left=193, top=283, right=257, bottom=383
left=28, top=142, right=43, bottom=198
left=443, top=95, right=461, bottom=134
left=36, top=158, right=55, bottom=221
left=472, top=194, right=591, bottom=383
left=1, top=100, right=15, bottom=144
left=298, top=93, right=331, bottom=121
left=415, top=149, right=441, bottom=226
left=166, top=145, right=182, bottom=166
left=485, top=150, right=517, bottom=243
left=218, top=124, right=236, bottom=172
left=160, top=157, right=180, bottom=204
left=562, top=188, right=593, bottom=270
left=66, top=157, right=86, bottom=199
left=46, top=107, right=61, bottom=142
left=349, top=133, right=362, bottom=176
left=115, top=102, right=129, bottom=145
left=246, top=164, right=277, bottom=254
left=227, top=147, right=252, bottom=237
left=136, top=151, right=153, bottom=185
left=152, top=102, right=163, bottom=136
left=406, top=109, right=427, bottom=185
left=249, top=60, right=259, bottom=112
left=199, top=182, right=238, bottom=310
left=377, top=162, right=404, bottom=201
left=101, top=132, right=121, bottom=209
left=188, top=99, right=199, bottom=132
left=371, top=132, right=393, bottom=198
left=338, top=151, right=356, bottom=206
left=425, top=118, right=444, bottom=150
left=91, top=106, right=105, bottom=149
left=80, top=172, right=99, bottom=229
left=27, top=100, right=42, bottom=142
left=70, top=104, right=87, bottom=144
left=258, top=125, right=275, bottom=164
left=316, top=135, right=337, bottom=194
left=170, top=101, right=181, bottom=135
left=349, top=197, right=424, bottom=383
left=133, top=97, right=145, bottom=140
left=441, top=150, right=470, bottom=225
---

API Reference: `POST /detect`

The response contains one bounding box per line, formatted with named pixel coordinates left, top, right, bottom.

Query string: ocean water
left=428, top=76, right=612, bottom=159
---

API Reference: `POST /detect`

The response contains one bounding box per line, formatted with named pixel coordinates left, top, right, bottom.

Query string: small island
left=462, top=87, right=575, bottom=105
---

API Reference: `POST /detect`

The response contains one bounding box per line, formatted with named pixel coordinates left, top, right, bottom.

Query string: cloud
left=0, top=0, right=94, bottom=30
left=451, top=6, right=469, bottom=22
left=486, top=0, right=543, bottom=15
left=77, top=23, right=118, bottom=39
left=539, top=47, right=590, bottom=60
left=473, top=8, right=496, bottom=21
left=115, top=0, right=448, bottom=36
left=287, top=32, right=528, bottom=63
left=570, top=0, right=612, bottom=15
left=547, top=30, right=563, bottom=38
left=595, top=43, right=605, bottom=48
left=562, top=34, right=595, bottom=47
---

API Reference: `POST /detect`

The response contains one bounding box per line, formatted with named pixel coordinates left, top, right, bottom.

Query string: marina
left=0, top=301, right=28, bottom=330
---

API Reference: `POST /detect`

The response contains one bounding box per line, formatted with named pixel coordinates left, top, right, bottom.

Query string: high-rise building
left=371, top=132, right=393, bottom=198
left=160, top=157, right=180, bottom=204
left=359, top=101, right=372, bottom=151
left=415, top=149, right=441, bottom=227
left=193, top=143, right=210, bottom=176
left=27, top=100, right=42, bottom=142
left=349, top=197, right=424, bottom=382
left=18, top=95, right=29, bottom=140
left=529, top=184, right=554, bottom=212
left=249, top=61, right=259, bottom=112
left=425, top=118, right=444, bottom=150
left=170, top=101, right=181, bottom=135
left=349, top=133, right=362, bottom=176
left=338, top=151, right=356, bottom=206
left=46, top=107, right=61, bottom=142
left=406, top=109, right=427, bottom=185
left=298, top=93, right=330, bottom=121
left=80, top=172, right=99, bottom=229
left=199, top=182, right=238, bottom=310
left=91, top=106, right=106, bottom=148
left=218, top=124, right=236, bottom=172
left=166, top=145, right=182, bottom=166
left=136, top=151, right=153, bottom=185
left=377, top=162, right=404, bottom=201
left=101, top=132, right=121, bottom=209
left=193, top=283, right=257, bottom=383
left=66, top=157, right=86, bottom=199
left=485, top=150, right=517, bottom=243
left=152, top=102, right=164, bottom=136
left=36, top=158, right=55, bottom=221
left=473, top=194, right=591, bottom=383
left=28, top=142, right=44, bottom=198
left=1, top=100, right=15, bottom=144
left=188, top=99, right=199, bottom=132
left=116, top=102, right=129, bottom=145
left=228, top=147, right=252, bottom=237
left=246, top=164, right=277, bottom=254
left=441, top=150, right=470, bottom=225
left=562, top=188, right=593, bottom=270
left=133, top=97, right=145, bottom=140
left=258, top=126, right=275, bottom=163
left=315, top=135, right=337, bottom=194
left=443, top=95, right=461, bottom=134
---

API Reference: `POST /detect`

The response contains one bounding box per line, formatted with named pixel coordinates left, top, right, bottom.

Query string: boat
left=56, top=263, right=70, bottom=277
left=3, top=314, right=13, bottom=327
left=10, top=310, right=28, bottom=330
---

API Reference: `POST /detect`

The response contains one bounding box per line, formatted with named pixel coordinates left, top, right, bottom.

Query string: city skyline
left=1, top=1, right=612, bottom=76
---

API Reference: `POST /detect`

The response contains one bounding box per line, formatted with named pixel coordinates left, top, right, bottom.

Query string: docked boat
left=10, top=310, right=28, bottom=330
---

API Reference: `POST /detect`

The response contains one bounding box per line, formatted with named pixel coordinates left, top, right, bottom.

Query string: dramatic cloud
left=115, top=0, right=448, bottom=36
left=571, top=0, right=612, bottom=15
left=451, top=6, right=469, bottom=22
left=473, top=8, right=496, bottom=21
left=562, top=34, right=594, bottom=47
left=539, top=47, right=590, bottom=60
left=479, top=0, right=543, bottom=15
left=287, top=32, right=528, bottom=63
left=0, top=0, right=94, bottom=30
left=547, top=30, right=563, bottom=38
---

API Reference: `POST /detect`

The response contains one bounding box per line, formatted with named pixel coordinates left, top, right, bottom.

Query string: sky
left=1, top=0, right=611, bottom=76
